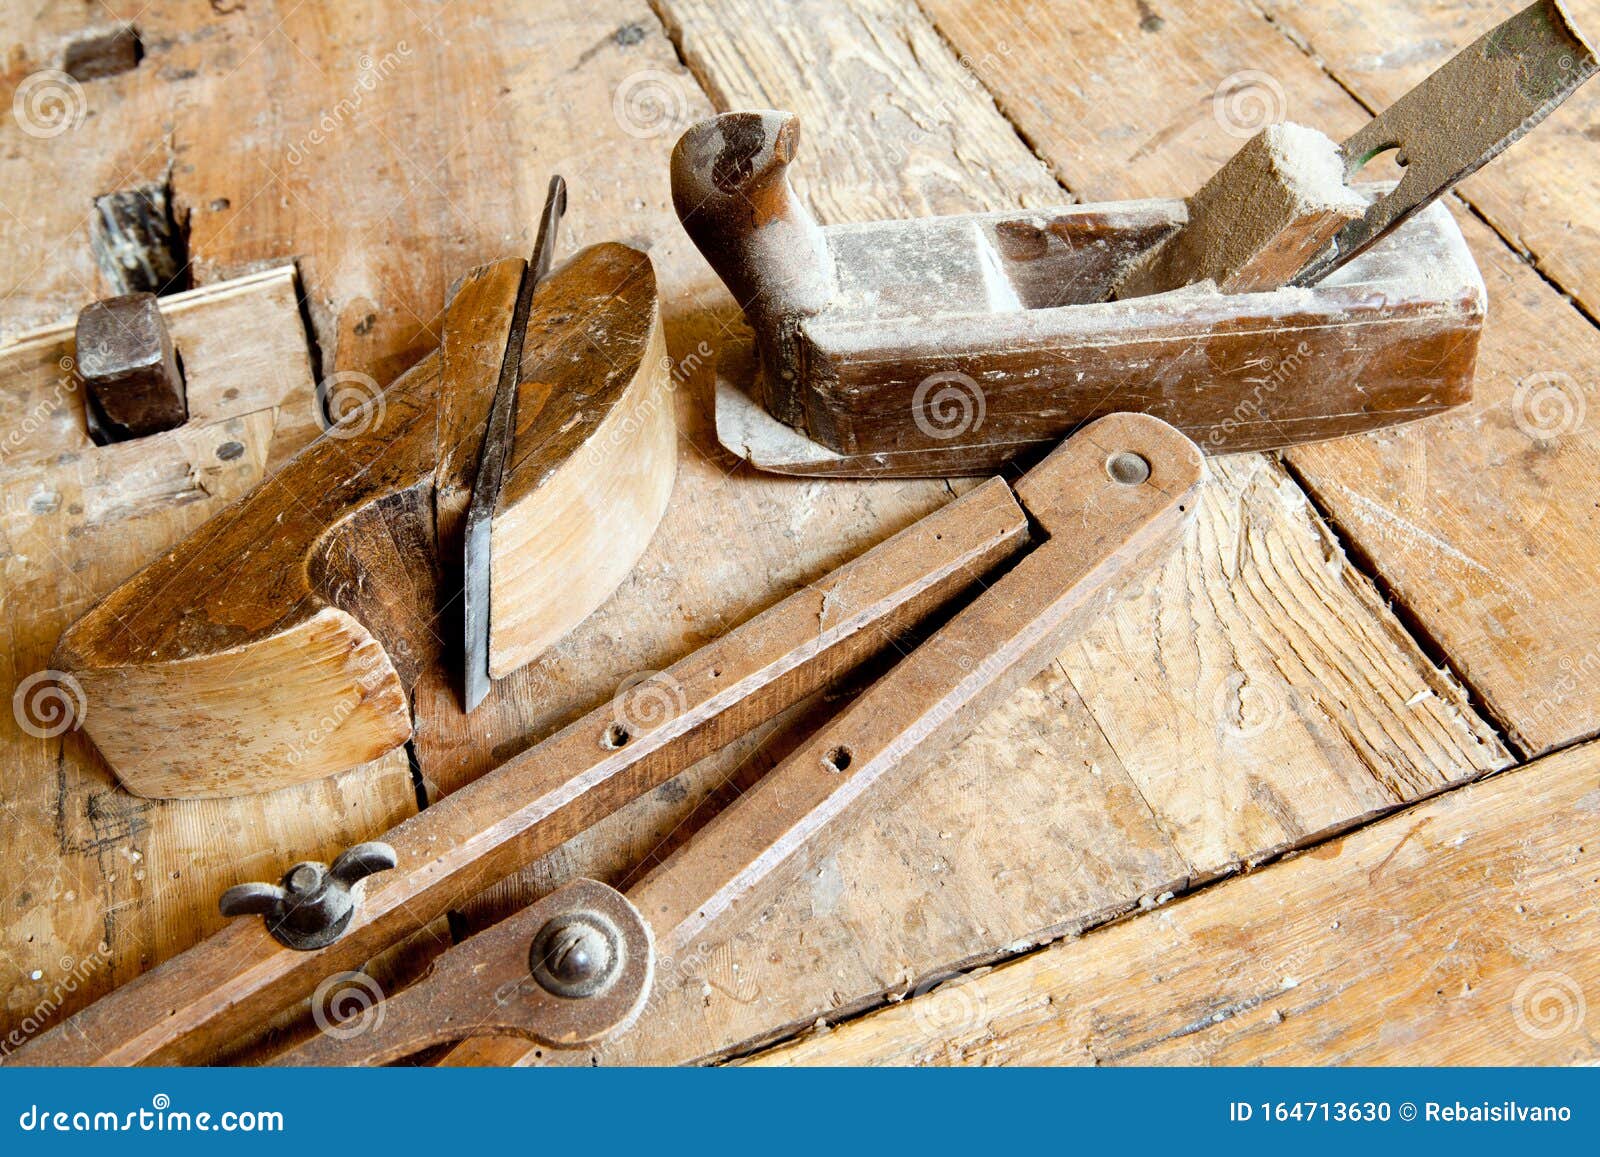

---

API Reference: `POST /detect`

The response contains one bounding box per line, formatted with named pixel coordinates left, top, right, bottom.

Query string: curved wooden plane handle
left=671, top=110, right=833, bottom=426
left=52, top=243, right=673, bottom=800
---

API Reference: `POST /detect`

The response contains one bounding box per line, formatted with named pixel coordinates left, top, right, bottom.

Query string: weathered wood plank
left=0, top=271, right=414, bottom=1053
left=0, top=0, right=1525, bottom=1066
left=754, top=740, right=1600, bottom=1066
left=0, top=0, right=713, bottom=1055
left=446, top=0, right=1506, bottom=1067
left=919, top=0, right=1600, bottom=753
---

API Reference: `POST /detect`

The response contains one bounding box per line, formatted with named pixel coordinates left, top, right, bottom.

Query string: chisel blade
left=463, top=175, right=567, bottom=712
left=1294, top=0, right=1597, bottom=286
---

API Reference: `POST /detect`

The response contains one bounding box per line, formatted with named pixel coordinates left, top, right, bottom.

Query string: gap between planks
left=734, top=754, right=1551, bottom=1066
left=1276, top=445, right=1534, bottom=762
left=900, top=0, right=1518, bottom=763
left=744, top=737, right=1600, bottom=1066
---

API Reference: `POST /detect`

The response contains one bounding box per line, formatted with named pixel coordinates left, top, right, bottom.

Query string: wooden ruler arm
left=633, top=414, right=1203, bottom=963
left=272, top=415, right=1203, bottom=1066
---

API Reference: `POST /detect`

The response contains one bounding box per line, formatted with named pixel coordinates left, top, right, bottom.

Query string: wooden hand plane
left=678, top=0, right=1595, bottom=478
left=51, top=190, right=677, bottom=800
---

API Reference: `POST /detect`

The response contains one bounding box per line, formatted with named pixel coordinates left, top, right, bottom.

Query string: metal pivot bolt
left=218, top=842, right=397, bottom=950
left=529, top=910, right=624, bottom=999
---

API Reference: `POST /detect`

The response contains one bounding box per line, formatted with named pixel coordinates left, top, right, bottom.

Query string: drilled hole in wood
left=1106, top=451, right=1151, bottom=486
left=822, top=745, right=852, bottom=774
left=90, top=181, right=192, bottom=297
left=602, top=722, right=630, bottom=750
left=64, top=24, right=143, bottom=82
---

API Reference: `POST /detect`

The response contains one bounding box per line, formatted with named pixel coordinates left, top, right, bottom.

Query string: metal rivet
left=530, top=912, right=622, bottom=999
left=286, top=863, right=322, bottom=894
left=1106, top=451, right=1151, bottom=486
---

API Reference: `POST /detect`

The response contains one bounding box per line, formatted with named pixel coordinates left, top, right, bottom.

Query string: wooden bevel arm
left=282, top=414, right=1205, bottom=1067
left=10, top=467, right=1030, bottom=1065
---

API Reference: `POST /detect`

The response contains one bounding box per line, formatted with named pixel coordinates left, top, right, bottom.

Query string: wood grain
left=675, top=109, right=1483, bottom=468
left=11, top=470, right=1030, bottom=1065
left=489, top=243, right=676, bottom=679
left=919, top=0, right=1600, bottom=754
left=48, top=243, right=669, bottom=800
left=1112, top=123, right=1365, bottom=297
left=1253, top=0, right=1600, bottom=319
left=429, top=0, right=1509, bottom=1067
left=0, top=268, right=321, bottom=474
left=755, top=740, right=1600, bottom=1066
left=0, top=0, right=1544, bottom=1066
left=631, top=415, right=1205, bottom=963
left=0, top=269, right=415, bottom=1053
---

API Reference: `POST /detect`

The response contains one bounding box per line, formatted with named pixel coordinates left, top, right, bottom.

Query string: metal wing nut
left=219, top=841, right=397, bottom=951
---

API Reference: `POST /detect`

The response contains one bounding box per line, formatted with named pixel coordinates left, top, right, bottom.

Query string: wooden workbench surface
left=0, top=0, right=1593, bottom=1066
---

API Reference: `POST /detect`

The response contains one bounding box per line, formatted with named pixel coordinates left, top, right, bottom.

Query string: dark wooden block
left=74, top=292, right=188, bottom=440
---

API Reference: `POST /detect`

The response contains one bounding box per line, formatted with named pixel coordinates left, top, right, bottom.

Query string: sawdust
left=1115, top=122, right=1365, bottom=298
